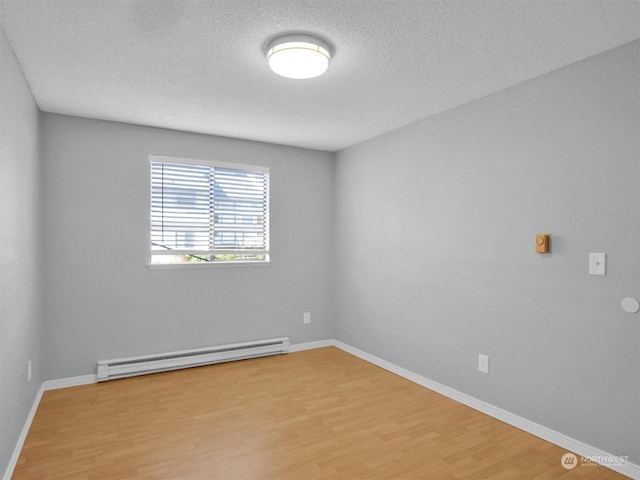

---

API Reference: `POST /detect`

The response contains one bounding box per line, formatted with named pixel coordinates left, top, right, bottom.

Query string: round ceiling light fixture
left=267, top=34, right=331, bottom=79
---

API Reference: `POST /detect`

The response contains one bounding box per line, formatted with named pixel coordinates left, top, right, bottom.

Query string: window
left=150, top=155, right=269, bottom=265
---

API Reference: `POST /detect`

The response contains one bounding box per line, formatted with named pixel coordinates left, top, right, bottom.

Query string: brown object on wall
left=535, top=234, right=550, bottom=253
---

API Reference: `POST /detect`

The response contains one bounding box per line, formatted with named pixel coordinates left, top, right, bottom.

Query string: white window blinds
left=150, top=156, right=269, bottom=264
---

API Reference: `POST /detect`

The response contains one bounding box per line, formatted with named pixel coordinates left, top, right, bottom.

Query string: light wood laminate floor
left=14, top=347, right=627, bottom=479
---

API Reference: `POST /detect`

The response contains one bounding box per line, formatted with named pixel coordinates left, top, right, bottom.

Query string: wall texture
left=334, top=41, right=640, bottom=462
left=41, top=114, right=334, bottom=380
left=0, top=26, right=42, bottom=476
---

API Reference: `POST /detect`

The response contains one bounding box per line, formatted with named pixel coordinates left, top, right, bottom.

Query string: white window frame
left=148, top=154, right=270, bottom=268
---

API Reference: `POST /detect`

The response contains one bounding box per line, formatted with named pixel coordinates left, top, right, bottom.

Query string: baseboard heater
left=97, top=337, right=290, bottom=382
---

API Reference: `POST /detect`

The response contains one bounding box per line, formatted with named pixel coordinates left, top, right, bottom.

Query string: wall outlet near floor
left=303, top=312, right=311, bottom=324
left=28, top=360, right=32, bottom=382
left=478, top=354, right=489, bottom=374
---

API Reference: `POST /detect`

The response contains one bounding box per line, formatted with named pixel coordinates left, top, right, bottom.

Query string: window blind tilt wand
left=150, top=155, right=269, bottom=264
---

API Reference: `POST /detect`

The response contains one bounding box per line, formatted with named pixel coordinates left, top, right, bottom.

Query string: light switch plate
left=478, top=354, right=489, bottom=374
left=589, top=253, right=606, bottom=275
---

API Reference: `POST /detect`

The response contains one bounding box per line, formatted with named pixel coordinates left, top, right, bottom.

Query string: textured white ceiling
left=0, top=1, right=638, bottom=152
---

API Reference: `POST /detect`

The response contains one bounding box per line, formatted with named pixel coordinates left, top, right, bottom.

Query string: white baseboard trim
left=42, top=374, right=97, bottom=391
left=333, top=340, right=640, bottom=479
left=289, top=339, right=334, bottom=352
left=2, top=384, right=44, bottom=480
left=6, top=340, right=638, bottom=480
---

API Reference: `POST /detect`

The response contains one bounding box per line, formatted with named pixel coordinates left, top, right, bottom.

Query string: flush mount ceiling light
left=267, top=34, right=331, bottom=79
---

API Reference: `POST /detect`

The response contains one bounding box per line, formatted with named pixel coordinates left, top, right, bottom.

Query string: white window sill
left=147, top=261, right=272, bottom=270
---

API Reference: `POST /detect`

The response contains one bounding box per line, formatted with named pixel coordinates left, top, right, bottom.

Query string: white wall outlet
left=478, top=354, right=489, bottom=374
left=303, top=312, right=311, bottom=324
left=589, top=252, right=606, bottom=275
left=28, top=360, right=32, bottom=382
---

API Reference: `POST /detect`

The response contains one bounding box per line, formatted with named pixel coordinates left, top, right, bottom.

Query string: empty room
left=1, top=1, right=639, bottom=479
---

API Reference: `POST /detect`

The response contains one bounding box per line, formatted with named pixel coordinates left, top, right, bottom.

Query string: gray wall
left=41, top=114, right=334, bottom=380
left=0, top=27, right=42, bottom=476
left=334, top=41, right=640, bottom=462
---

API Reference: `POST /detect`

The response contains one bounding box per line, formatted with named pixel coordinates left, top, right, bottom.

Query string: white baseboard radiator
left=97, top=337, right=290, bottom=382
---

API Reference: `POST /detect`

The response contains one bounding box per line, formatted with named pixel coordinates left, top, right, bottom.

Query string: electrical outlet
left=28, top=360, right=32, bottom=382
left=478, top=354, right=489, bottom=374
left=303, top=312, right=311, bottom=324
